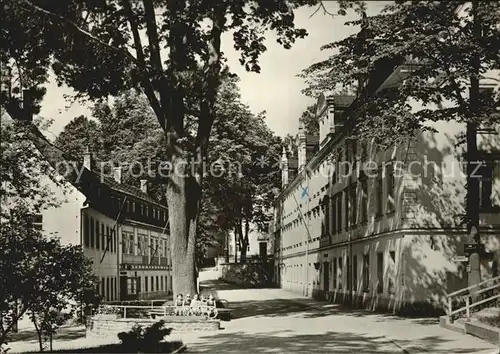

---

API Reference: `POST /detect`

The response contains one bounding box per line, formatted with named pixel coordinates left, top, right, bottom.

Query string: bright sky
left=39, top=2, right=388, bottom=141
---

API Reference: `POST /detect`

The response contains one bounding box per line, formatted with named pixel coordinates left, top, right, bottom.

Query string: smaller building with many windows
left=40, top=149, right=172, bottom=302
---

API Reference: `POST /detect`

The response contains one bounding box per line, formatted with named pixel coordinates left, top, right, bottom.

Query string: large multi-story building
left=39, top=149, right=172, bottom=302
left=272, top=63, right=500, bottom=312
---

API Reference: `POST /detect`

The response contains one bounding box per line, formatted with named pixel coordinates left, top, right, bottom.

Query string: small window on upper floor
left=479, top=162, right=494, bottom=209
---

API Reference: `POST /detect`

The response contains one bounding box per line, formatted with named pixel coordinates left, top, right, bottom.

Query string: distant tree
left=1, top=220, right=99, bottom=352
left=91, top=91, right=167, bottom=203
left=54, top=115, right=101, bottom=161
left=92, top=91, right=162, bottom=164
left=205, top=78, right=282, bottom=262
left=0, top=118, right=99, bottom=350
left=299, top=104, right=319, bottom=136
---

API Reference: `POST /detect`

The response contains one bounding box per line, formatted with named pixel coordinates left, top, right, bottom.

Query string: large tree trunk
left=224, top=230, right=230, bottom=263
left=239, top=218, right=250, bottom=264
left=167, top=156, right=199, bottom=297
left=233, top=227, right=238, bottom=263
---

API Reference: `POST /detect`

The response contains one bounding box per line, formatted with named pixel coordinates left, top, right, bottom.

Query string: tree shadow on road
left=225, top=297, right=440, bottom=327
left=186, top=330, right=472, bottom=353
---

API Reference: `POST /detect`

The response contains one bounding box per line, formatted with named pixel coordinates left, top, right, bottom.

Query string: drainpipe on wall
left=349, top=231, right=353, bottom=306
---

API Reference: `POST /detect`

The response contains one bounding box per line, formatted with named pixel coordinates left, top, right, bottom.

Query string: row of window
left=99, top=276, right=118, bottom=301
left=83, top=214, right=117, bottom=253
left=281, top=250, right=397, bottom=295
left=282, top=140, right=368, bottom=208
left=126, top=275, right=171, bottom=295
left=280, top=163, right=396, bottom=236
left=327, top=163, right=395, bottom=234
left=120, top=198, right=168, bottom=223
left=122, top=232, right=169, bottom=257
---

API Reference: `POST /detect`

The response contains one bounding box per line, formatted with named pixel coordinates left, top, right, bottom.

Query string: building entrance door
left=323, top=262, right=329, bottom=292
left=120, top=276, right=128, bottom=300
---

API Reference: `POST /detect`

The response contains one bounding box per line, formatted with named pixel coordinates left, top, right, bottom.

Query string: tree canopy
left=302, top=1, right=500, bottom=146
left=0, top=117, right=99, bottom=350
left=54, top=115, right=101, bottom=161
left=1, top=0, right=370, bottom=294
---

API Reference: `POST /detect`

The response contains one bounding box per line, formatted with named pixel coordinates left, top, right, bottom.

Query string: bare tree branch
left=142, top=0, right=163, bottom=74
left=310, top=1, right=338, bottom=18
left=122, top=0, right=166, bottom=130
left=196, top=5, right=226, bottom=152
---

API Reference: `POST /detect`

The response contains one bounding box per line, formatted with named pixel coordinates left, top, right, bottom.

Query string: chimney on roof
left=83, top=146, right=92, bottom=171
left=113, top=166, right=122, bottom=184
left=297, top=122, right=306, bottom=171
left=140, top=179, right=147, bottom=194
left=280, top=147, right=288, bottom=188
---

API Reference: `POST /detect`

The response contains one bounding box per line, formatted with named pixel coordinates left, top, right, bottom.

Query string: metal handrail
left=446, top=275, right=500, bottom=298
left=450, top=293, right=500, bottom=316
left=98, top=304, right=173, bottom=319
left=446, top=277, right=500, bottom=319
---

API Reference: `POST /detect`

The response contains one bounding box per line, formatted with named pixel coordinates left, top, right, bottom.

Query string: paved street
left=7, top=276, right=498, bottom=353
left=180, top=277, right=498, bottom=353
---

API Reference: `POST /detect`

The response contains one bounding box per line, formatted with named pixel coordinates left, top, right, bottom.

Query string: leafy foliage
left=302, top=1, right=500, bottom=146
left=204, top=76, right=282, bottom=261
left=0, top=117, right=100, bottom=350
left=117, top=320, right=173, bottom=353
left=0, top=116, right=61, bottom=219
left=3, top=0, right=363, bottom=294
left=299, top=103, right=319, bottom=136
left=54, top=115, right=101, bottom=161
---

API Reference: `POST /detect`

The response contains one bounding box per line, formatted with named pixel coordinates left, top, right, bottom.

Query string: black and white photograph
left=1, top=0, right=499, bottom=353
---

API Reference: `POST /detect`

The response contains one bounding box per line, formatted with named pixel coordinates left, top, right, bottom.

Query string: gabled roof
left=332, top=95, right=356, bottom=108
left=92, top=171, right=166, bottom=208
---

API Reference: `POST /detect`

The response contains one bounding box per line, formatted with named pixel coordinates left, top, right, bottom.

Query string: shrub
left=117, top=320, right=173, bottom=353
left=98, top=306, right=122, bottom=316
left=396, top=302, right=445, bottom=318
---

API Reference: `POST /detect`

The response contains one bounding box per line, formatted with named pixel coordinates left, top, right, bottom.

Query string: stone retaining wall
left=86, top=316, right=220, bottom=337
left=464, top=321, right=500, bottom=345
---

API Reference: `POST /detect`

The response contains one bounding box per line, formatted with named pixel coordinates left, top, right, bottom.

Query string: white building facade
left=39, top=151, right=172, bottom=302
left=272, top=67, right=500, bottom=313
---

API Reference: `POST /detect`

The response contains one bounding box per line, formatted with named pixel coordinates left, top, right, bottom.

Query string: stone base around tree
left=86, top=316, right=220, bottom=337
